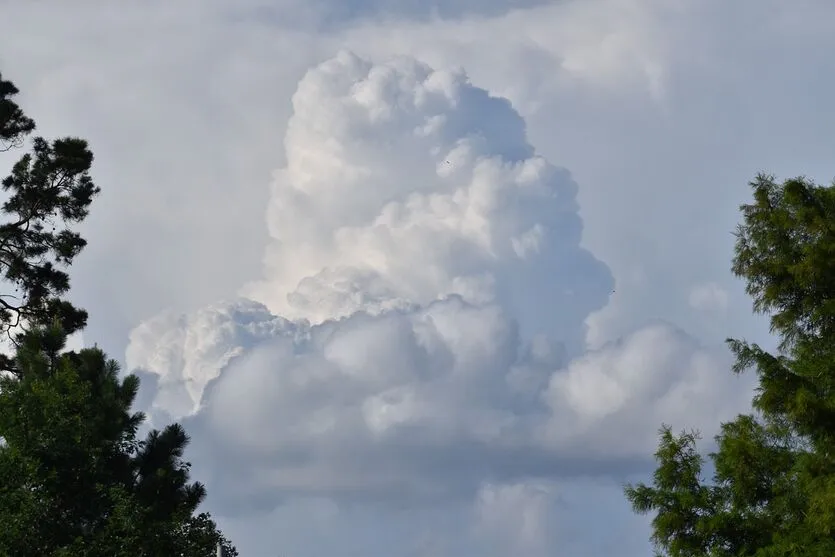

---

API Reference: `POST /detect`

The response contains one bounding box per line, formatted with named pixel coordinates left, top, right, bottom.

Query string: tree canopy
left=626, top=173, right=835, bottom=556
left=0, top=72, right=97, bottom=373
left=0, top=326, right=237, bottom=556
left=0, top=72, right=236, bottom=556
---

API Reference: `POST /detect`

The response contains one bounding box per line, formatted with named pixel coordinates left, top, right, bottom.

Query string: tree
left=0, top=75, right=35, bottom=151
left=0, top=325, right=238, bottom=556
left=0, top=72, right=98, bottom=374
left=0, top=72, right=236, bottom=556
left=625, top=173, right=835, bottom=556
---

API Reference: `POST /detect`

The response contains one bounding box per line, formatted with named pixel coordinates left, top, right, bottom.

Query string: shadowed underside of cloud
left=126, top=52, right=752, bottom=517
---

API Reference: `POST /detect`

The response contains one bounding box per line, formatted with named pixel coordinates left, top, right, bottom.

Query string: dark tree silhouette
left=0, top=73, right=98, bottom=374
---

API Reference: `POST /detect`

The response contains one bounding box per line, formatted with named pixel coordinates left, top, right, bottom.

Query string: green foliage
left=0, top=73, right=99, bottom=374
left=0, top=72, right=236, bottom=556
left=626, top=174, right=835, bottom=556
left=0, top=325, right=237, bottom=556
left=0, top=73, right=35, bottom=151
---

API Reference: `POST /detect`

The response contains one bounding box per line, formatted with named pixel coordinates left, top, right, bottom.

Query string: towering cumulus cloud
left=126, top=52, right=749, bottom=514
left=243, top=50, right=612, bottom=345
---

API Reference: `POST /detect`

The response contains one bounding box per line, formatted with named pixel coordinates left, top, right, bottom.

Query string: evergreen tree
left=625, top=173, right=835, bottom=556
left=0, top=73, right=98, bottom=374
left=0, top=72, right=236, bottom=556
left=0, top=325, right=237, bottom=556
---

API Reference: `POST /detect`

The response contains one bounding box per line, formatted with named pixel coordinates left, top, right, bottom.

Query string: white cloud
left=242, top=50, right=607, bottom=339
left=211, top=475, right=651, bottom=556
left=6, top=1, right=833, bottom=555
left=126, top=299, right=299, bottom=421
left=544, top=323, right=750, bottom=458
left=126, top=56, right=752, bottom=524
left=473, top=481, right=558, bottom=557
left=112, top=45, right=764, bottom=555
left=132, top=298, right=750, bottom=509
left=688, top=281, right=730, bottom=313
left=336, top=0, right=684, bottom=104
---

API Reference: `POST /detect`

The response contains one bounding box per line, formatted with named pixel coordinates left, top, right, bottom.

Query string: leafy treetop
left=0, top=72, right=99, bottom=373
left=626, top=173, right=835, bottom=556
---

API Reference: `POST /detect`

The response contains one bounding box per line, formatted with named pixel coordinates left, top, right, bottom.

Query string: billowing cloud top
left=243, top=50, right=611, bottom=342
left=126, top=52, right=750, bottom=513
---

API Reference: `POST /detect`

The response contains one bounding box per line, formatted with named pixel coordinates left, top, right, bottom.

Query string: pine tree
left=0, top=72, right=236, bottom=556
left=625, top=173, right=835, bottom=556
left=0, top=325, right=237, bottom=556
left=0, top=73, right=98, bottom=373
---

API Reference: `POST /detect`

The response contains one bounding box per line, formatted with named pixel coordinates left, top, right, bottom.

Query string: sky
left=2, top=0, right=835, bottom=555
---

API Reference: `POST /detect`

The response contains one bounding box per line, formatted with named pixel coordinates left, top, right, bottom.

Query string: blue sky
left=2, top=1, right=834, bottom=555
